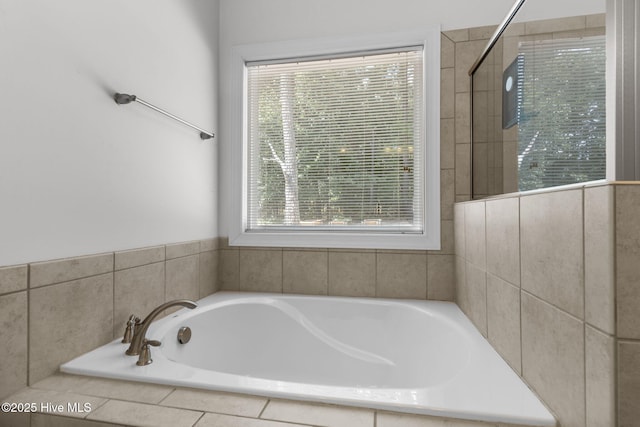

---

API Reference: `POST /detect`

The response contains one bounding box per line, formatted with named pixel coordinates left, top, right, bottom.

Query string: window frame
left=229, top=28, right=441, bottom=250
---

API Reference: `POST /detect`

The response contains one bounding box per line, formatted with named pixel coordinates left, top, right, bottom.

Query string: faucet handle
left=121, top=315, right=139, bottom=343
left=136, top=339, right=161, bottom=366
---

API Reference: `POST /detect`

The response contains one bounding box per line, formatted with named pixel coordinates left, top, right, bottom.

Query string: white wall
left=219, top=0, right=512, bottom=44
left=0, top=0, right=219, bottom=266
left=1, top=0, right=605, bottom=266
left=216, top=0, right=606, bottom=237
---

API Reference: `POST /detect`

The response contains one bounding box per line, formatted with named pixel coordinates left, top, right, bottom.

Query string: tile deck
left=0, top=373, right=532, bottom=427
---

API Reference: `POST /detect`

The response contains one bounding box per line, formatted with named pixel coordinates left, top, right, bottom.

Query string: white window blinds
left=517, top=36, right=606, bottom=191
left=246, top=48, right=424, bottom=233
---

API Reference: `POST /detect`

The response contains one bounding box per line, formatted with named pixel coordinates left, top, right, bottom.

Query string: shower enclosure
left=469, top=0, right=607, bottom=198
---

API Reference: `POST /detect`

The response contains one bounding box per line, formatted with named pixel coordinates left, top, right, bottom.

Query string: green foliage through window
left=517, top=36, right=606, bottom=190
left=247, top=49, right=424, bottom=230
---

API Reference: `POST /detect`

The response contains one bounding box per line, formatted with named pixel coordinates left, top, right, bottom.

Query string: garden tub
left=61, top=292, right=555, bottom=426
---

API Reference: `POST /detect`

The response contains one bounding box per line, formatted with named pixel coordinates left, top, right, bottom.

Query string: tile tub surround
left=0, top=239, right=220, bottom=401
left=215, top=26, right=482, bottom=302
left=218, top=243, right=456, bottom=301
left=0, top=16, right=611, bottom=426
left=217, top=15, right=605, bottom=305
left=455, top=182, right=640, bottom=427
left=0, top=373, right=544, bottom=427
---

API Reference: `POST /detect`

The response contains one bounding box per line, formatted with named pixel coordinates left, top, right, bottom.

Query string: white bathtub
left=61, top=292, right=555, bottom=426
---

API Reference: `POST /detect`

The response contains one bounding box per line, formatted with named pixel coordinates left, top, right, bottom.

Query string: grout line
left=26, top=264, right=31, bottom=387
left=111, top=275, right=116, bottom=340
left=88, top=397, right=110, bottom=415
left=191, top=412, right=206, bottom=427
left=236, top=247, right=241, bottom=291
left=424, top=252, right=429, bottom=300
left=612, top=184, right=619, bottom=426
left=617, top=337, right=640, bottom=344
left=517, top=196, right=524, bottom=376
left=114, top=258, right=169, bottom=273
left=326, top=251, right=331, bottom=296
left=196, top=248, right=202, bottom=299
left=521, top=289, right=586, bottom=324
left=28, top=270, right=114, bottom=291
left=0, top=287, right=29, bottom=298
left=483, top=201, right=488, bottom=339
left=112, top=252, right=116, bottom=340
left=374, top=251, right=378, bottom=298
left=581, top=187, right=587, bottom=424
left=281, top=248, right=284, bottom=294
left=257, top=398, right=270, bottom=418
left=585, top=322, right=618, bottom=339
left=163, top=245, right=168, bottom=302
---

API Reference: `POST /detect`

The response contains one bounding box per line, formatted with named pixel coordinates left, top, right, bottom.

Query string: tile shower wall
left=220, top=16, right=604, bottom=304
left=218, top=17, right=606, bottom=303
left=0, top=239, right=219, bottom=400
left=448, top=14, right=640, bottom=427
left=455, top=182, right=640, bottom=427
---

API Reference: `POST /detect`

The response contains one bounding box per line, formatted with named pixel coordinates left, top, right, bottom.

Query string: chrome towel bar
left=114, top=93, right=214, bottom=140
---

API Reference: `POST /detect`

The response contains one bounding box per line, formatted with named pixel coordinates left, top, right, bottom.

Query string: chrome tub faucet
left=124, top=299, right=197, bottom=365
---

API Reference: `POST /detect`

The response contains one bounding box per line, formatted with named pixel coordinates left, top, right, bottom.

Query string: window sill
left=229, top=230, right=441, bottom=251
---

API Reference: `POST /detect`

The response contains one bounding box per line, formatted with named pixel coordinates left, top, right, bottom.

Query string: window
left=230, top=30, right=440, bottom=249
left=248, top=49, right=423, bottom=230
left=517, top=36, right=607, bottom=190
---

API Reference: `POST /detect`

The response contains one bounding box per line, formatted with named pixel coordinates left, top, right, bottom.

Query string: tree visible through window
left=246, top=48, right=424, bottom=232
left=517, top=36, right=606, bottom=190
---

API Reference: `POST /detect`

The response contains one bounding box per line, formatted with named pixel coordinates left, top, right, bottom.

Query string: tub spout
left=125, top=299, right=197, bottom=357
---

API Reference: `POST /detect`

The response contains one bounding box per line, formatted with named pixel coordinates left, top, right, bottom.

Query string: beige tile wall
left=618, top=340, right=640, bottom=425
left=584, top=185, right=615, bottom=334
left=0, top=290, right=28, bottom=399
left=30, top=273, right=114, bottom=385
left=449, top=14, right=640, bottom=427
left=0, top=239, right=219, bottom=400
left=521, top=190, right=584, bottom=319
left=521, top=292, right=585, bottom=426
left=1, top=12, right=633, bottom=427
left=615, top=184, right=640, bottom=426
left=455, top=182, right=640, bottom=427
left=218, top=243, right=456, bottom=301
left=615, top=185, right=640, bottom=340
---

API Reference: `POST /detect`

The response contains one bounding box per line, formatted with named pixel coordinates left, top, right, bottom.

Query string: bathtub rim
left=61, top=291, right=556, bottom=426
